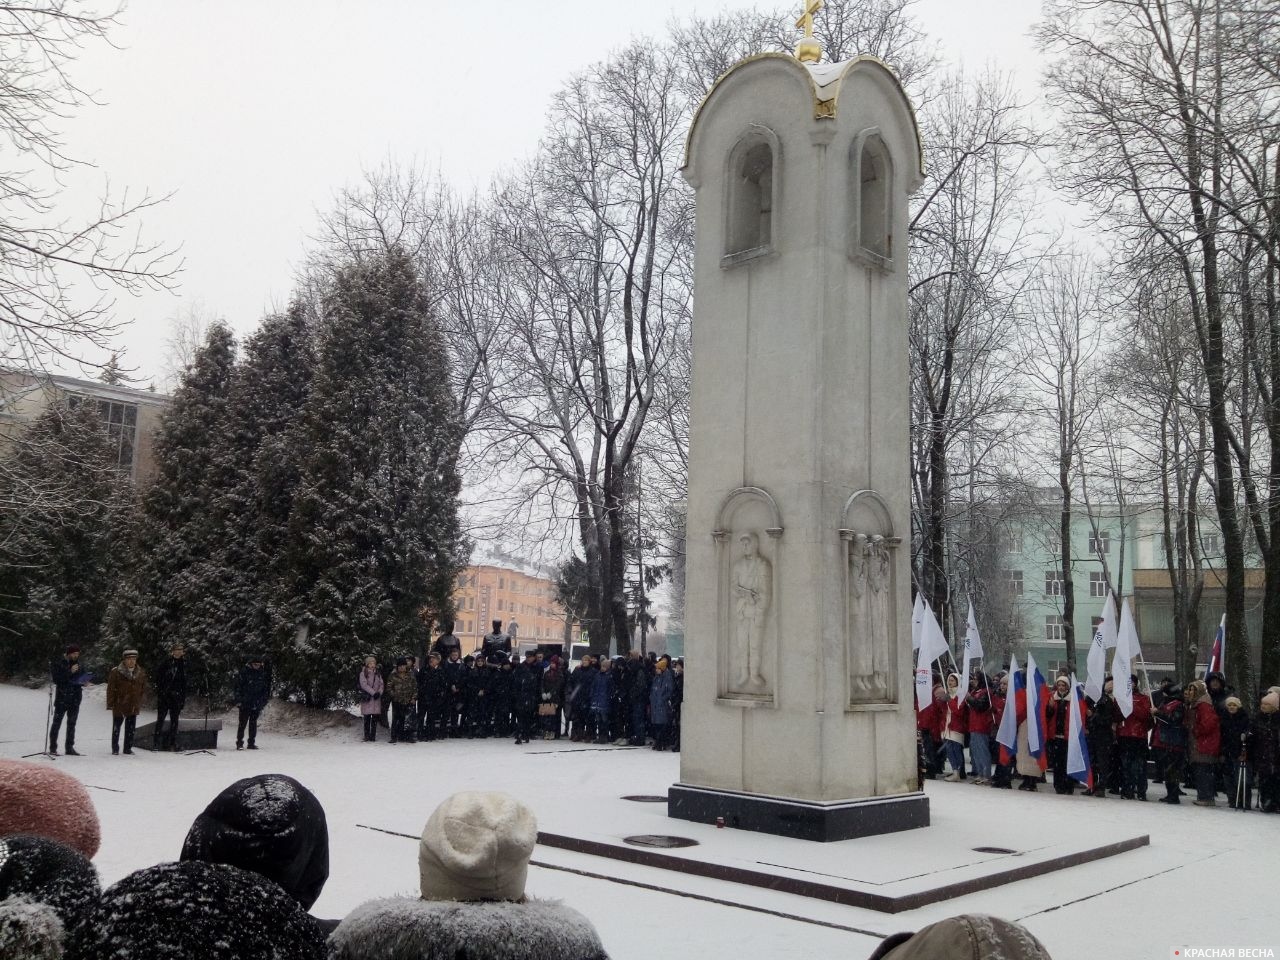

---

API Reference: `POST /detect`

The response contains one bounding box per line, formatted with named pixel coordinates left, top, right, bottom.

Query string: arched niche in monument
left=712, top=486, right=784, bottom=703
left=839, top=489, right=901, bottom=707
left=850, top=129, right=894, bottom=267
left=723, top=128, right=781, bottom=265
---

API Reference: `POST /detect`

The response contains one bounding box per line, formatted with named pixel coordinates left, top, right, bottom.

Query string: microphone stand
left=21, top=682, right=57, bottom=761
left=184, top=661, right=216, bottom=757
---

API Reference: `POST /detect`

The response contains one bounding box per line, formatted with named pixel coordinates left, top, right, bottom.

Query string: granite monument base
left=668, top=782, right=929, bottom=842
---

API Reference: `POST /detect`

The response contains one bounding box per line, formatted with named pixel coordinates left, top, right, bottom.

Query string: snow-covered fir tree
left=285, top=249, right=466, bottom=707
left=108, top=324, right=241, bottom=689
left=0, top=401, right=133, bottom=673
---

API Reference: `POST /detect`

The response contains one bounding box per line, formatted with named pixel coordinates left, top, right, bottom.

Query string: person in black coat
left=609, top=656, right=628, bottom=743
left=233, top=656, right=271, bottom=750
left=624, top=651, right=650, bottom=745
left=1220, top=696, right=1252, bottom=808
left=417, top=652, right=449, bottom=741
left=1249, top=689, right=1280, bottom=812
left=566, top=655, right=597, bottom=742
left=49, top=645, right=86, bottom=755
left=441, top=649, right=467, bottom=738
left=464, top=655, right=492, bottom=738
left=1085, top=678, right=1120, bottom=797
left=153, top=643, right=188, bottom=751
left=511, top=651, right=541, bottom=744
left=489, top=652, right=514, bottom=737
left=671, top=659, right=685, bottom=752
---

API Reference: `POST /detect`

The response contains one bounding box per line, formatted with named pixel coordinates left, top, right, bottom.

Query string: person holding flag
left=1065, top=674, right=1094, bottom=794
left=1044, top=676, right=1077, bottom=795
left=1116, top=673, right=1153, bottom=800
left=1015, top=654, right=1050, bottom=791
left=1084, top=593, right=1118, bottom=703
left=1084, top=676, right=1120, bottom=797
left=914, top=600, right=949, bottom=711
left=993, top=663, right=1020, bottom=790
left=916, top=672, right=945, bottom=779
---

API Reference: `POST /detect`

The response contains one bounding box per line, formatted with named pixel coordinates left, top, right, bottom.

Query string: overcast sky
left=50, top=0, right=1045, bottom=386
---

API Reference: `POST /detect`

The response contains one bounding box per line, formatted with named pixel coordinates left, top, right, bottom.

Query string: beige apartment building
left=0, top=369, right=169, bottom=486
left=450, top=563, right=579, bottom=651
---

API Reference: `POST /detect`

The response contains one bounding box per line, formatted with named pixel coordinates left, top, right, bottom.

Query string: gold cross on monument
left=795, top=0, right=823, bottom=63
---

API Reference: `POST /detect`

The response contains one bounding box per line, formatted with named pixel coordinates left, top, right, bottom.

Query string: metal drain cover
left=621, top=795, right=668, bottom=803
left=624, top=834, right=699, bottom=848
left=972, top=846, right=1018, bottom=854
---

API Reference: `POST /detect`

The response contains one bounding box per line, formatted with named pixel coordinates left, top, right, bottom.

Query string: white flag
left=911, top=593, right=925, bottom=652
left=1112, top=597, right=1138, bottom=718
left=995, top=653, right=1020, bottom=755
left=1065, top=674, right=1092, bottom=786
left=915, top=601, right=949, bottom=711
left=960, top=602, right=984, bottom=701
left=1083, top=592, right=1116, bottom=702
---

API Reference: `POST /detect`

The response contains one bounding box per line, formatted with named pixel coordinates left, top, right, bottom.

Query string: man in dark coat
left=1153, top=687, right=1188, bottom=803
left=625, top=650, right=650, bottom=745
left=49, top=645, right=85, bottom=756
left=463, top=655, right=492, bottom=738
left=153, top=643, right=188, bottom=751
left=589, top=658, right=615, bottom=744
left=233, top=656, right=271, bottom=750
left=417, top=652, right=448, bottom=741
left=566, top=654, right=597, bottom=741
left=442, top=648, right=467, bottom=738
left=671, top=659, right=685, bottom=751
left=489, top=652, right=514, bottom=737
left=511, top=651, right=541, bottom=744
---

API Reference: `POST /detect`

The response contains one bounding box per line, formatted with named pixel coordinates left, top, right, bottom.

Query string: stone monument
left=667, top=10, right=929, bottom=841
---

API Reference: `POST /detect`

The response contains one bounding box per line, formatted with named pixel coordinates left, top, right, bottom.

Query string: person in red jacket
left=1044, top=676, right=1076, bottom=794
left=1185, top=679, right=1222, bottom=806
left=965, top=672, right=994, bottom=784
left=1116, top=674, right=1153, bottom=800
left=989, top=673, right=1012, bottom=789
left=917, top=677, right=945, bottom=779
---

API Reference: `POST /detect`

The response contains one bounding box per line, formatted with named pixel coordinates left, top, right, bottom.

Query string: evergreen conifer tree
left=0, top=401, right=132, bottom=673
left=286, top=249, right=465, bottom=706
left=108, top=324, right=240, bottom=687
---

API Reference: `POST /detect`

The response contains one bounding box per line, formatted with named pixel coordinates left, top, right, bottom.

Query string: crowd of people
left=917, top=666, right=1280, bottom=811
left=43, top=620, right=685, bottom=757
left=358, top=622, right=685, bottom=751
left=0, top=759, right=1060, bottom=960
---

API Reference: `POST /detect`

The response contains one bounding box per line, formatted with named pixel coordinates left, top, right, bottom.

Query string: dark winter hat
left=523, top=650, right=537, bottom=660
left=248, top=654, right=265, bottom=663
left=67, top=861, right=325, bottom=960
left=180, top=774, right=329, bottom=911
left=0, top=760, right=101, bottom=860
left=63, top=645, right=80, bottom=656
left=489, top=651, right=509, bottom=665
left=0, top=835, right=100, bottom=935
left=396, top=657, right=409, bottom=667
left=865, top=914, right=1053, bottom=960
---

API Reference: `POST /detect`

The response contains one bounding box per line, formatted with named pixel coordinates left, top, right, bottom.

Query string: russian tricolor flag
left=1206, top=614, right=1226, bottom=676
left=1066, top=673, right=1093, bottom=790
left=996, top=653, right=1022, bottom=766
left=1026, top=652, right=1049, bottom=772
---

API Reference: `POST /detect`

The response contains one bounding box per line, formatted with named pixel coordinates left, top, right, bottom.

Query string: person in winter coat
left=417, top=652, right=448, bottom=741
left=233, top=656, right=271, bottom=750
left=0, top=759, right=102, bottom=859
left=512, top=651, right=542, bottom=744
left=442, top=649, right=467, bottom=737
left=1043, top=676, right=1075, bottom=795
left=917, top=679, right=946, bottom=779
left=625, top=650, right=650, bottom=745
left=0, top=835, right=101, bottom=959
left=463, top=655, right=494, bottom=738
left=590, top=657, right=616, bottom=744
left=1205, top=670, right=1232, bottom=715
left=327, top=791, right=608, bottom=960
left=1014, top=670, right=1043, bottom=791
left=1185, top=679, right=1222, bottom=805
left=152, top=643, right=188, bottom=751
left=965, top=672, right=994, bottom=783
left=671, top=659, right=685, bottom=752
left=180, top=774, right=330, bottom=920
left=649, top=656, right=676, bottom=750
left=1153, top=686, right=1188, bottom=803
left=49, top=644, right=86, bottom=756
left=1116, top=674, right=1153, bottom=800
left=358, top=656, right=385, bottom=742
left=1085, top=677, right=1120, bottom=797
left=989, top=674, right=1012, bottom=788
left=864, top=914, right=1054, bottom=960
left=566, top=655, right=596, bottom=742
left=539, top=657, right=566, bottom=741
left=489, top=652, right=514, bottom=738
left=941, top=673, right=968, bottom=781
left=387, top=658, right=418, bottom=744
left=67, top=860, right=326, bottom=960
left=1220, top=696, right=1252, bottom=808
left=105, top=649, right=147, bottom=756
left=1249, top=688, right=1280, bottom=812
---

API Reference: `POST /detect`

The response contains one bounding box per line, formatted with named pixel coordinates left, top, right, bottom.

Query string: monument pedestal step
left=668, top=783, right=929, bottom=842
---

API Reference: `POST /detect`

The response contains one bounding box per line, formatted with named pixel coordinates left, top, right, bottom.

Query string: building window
left=1089, top=572, right=1107, bottom=598
left=1047, top=532, right=1061, bottom=556
left=854, top=133, right=893, bottom=262
left=726, top=136, right=775, bottom=257
left=1089, top=531, right=1111, bottom=555
left=1005, top=569, right=1024, bottom=597
left=1045, top=615, right=1065, bottom=642
left=1044, top=569, right=1065, bottom=596
left=999, top=526, right=1023, bottom=554
left=497, top=599, right=503, bottom=611
left=1202, top=532, right=1221, bottom=555
left=498, top=577, right=505, bottom=589
left=69, top=395, right=138, bottom=471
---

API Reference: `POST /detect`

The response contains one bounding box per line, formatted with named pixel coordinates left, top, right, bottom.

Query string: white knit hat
left=418, top=792, right=537, bottom=902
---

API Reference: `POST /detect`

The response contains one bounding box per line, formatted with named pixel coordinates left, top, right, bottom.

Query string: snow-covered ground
left=2, top=683, right=1275, bottom=960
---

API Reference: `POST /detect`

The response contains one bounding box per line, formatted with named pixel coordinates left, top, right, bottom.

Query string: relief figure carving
left=732, top=532, right=772, bottom=692
left=850, top=533, right=892, bottom=700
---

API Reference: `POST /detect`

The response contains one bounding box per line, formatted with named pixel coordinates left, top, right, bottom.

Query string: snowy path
left=2, top=684, right=1274, bottom=960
